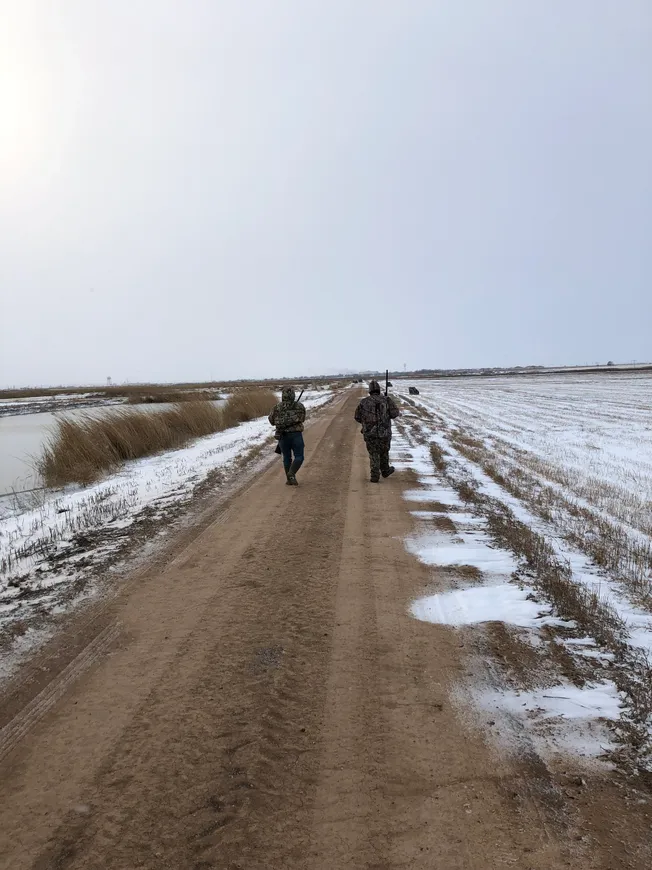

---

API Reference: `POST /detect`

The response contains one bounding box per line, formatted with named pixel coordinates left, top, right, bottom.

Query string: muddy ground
left=0, top=392, right=650, bottom=869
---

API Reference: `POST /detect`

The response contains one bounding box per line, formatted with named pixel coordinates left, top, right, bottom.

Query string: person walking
left=269, top=387, right=307, bottom=486
left=354, top=380, right=400, bottom=482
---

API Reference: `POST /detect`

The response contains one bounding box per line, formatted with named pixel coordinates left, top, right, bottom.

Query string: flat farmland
left=395, top=372, right=652, bottom=774
left=406, top=372, right=652, bottom=540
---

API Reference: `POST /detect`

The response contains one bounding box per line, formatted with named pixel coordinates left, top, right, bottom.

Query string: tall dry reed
left=37, top=390, right=278, bottom=487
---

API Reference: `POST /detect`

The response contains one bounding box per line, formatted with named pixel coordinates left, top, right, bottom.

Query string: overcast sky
left=1, top=1, right=650, bottom=385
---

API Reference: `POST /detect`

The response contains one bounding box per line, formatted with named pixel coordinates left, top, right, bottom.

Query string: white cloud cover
left=2, top=1, right=651, bottom=385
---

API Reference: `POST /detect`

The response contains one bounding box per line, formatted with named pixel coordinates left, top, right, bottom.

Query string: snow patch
left=406, top=532, right=519, bottom=574
left=0, top=391, right=336, bottom=630
left=402, top=487, right=462, bottom=505
left=462, top=679, right=620, bottom=764
left=484, top=681, right=622, bottom=722
left=410, top=583, right=563, bottom=629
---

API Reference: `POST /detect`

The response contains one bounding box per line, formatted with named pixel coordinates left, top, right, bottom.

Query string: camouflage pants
left=364, top=436, right=391, bottom=481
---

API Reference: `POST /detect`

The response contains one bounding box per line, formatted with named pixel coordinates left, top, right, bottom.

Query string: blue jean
left=279, top=431, right=304, bottom=473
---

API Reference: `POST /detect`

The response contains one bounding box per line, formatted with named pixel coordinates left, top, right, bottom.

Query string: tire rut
left=29, top=396, right=358, bottom=870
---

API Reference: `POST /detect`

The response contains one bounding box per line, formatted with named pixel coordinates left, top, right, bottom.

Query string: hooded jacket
left=268, top=387, right=306, bottom=436
left=354, top=381, right=400, bottom=439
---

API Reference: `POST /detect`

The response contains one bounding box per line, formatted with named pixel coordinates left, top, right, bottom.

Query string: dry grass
left=429, top=443, right=448, bottom=473
left=1, top=485, right=138, bottom=577
left=450, top=433, right=652, bottom=609
left=453, top=564, right=483, bottom=581
left=399, top=396, right=430, bottom=420
left=427, top=423, right=652, bottom=758
left=37, top=390, right=277, bottom=487
left=416, top=501, right=453, bottom=513
left=485, top=502, right=627, bottom=649
left=451, top=430, right=484, bottom=451
left=0, top=378, right=337, bottom=402
left=430, top=515, right=457, bottom=533
left=403, top=403, right=652, bottom=764
left=221, top=390, right=276, bottom=426
left=126, top=390, right=222, bottom=404
left=432, top=431, right=627, bottom=648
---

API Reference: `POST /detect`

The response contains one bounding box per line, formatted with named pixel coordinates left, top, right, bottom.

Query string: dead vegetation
left=1, top=422, right=280, bottom=626
left=37, top=390, right=277, bottom=487
left=415, top=501, right=454, bottom=513
left=450, top=564, right=483, bottom=581
left=449, top=433, right=652, bottom=609
left=446, top=468, right=628, bottom=651
left=1, top=486, right=138, bottom=578
left=439, top=426, right=631, bottom=642
left=126, top=390, right=222, bottom=404
left=430, top=515, right=457, bottom=533
left=425, top=420, right=652, bottom=764
left=0, top=378, right=338, bottom=403
left=504, top=439, right=652, bottom=539
left=221, top=390, right=277, bottom=425
left=429, top=442, right=448, bottom=473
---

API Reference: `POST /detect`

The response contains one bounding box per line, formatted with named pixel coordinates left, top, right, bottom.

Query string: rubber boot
left=287, top=460, right=301, bottom=486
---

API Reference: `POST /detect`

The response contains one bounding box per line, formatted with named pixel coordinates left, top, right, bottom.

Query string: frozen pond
left=0, top=411, right=54, bottom=494
left=0, top=401, right=226, bottom=496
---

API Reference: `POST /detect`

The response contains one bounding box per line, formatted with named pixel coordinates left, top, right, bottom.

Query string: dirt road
left=0, top=393, right=648, bottom=869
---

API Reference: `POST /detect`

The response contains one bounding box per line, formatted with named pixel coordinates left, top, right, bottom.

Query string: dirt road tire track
left=0, top=622, right=121, bottom=765
left=0, top=393, right=645, bottom=868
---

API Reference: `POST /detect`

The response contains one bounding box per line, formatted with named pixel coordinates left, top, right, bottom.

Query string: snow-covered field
left=0, top=390, right=336, bottom=669
left=395, top=373, right=652, bottom=771
left=406, top=373, right=652, bottom=533
left=0, top=393, right=125, bottom=419
left=401, top=373, right=652, bottom=605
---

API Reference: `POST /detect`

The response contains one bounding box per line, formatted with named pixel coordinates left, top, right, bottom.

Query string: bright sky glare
left=1, top=1, right=650, bottom=385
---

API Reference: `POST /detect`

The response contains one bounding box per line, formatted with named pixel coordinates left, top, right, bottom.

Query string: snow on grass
left=395, top=425, right=622, bottom=765
left=397, top=429, right=561, bottom=630
left=0, top=390, right=338, bottom=679
left=0, top=391, right=334, bottom=602
left=396, top=429, right=518, bottom=574
left=561, top=637, right=615, bottom=663
left=465, top=680, right=621, bottom=764
left=402, top=487, right=463, bottom=505
left=427, top=425, right=652, bottom=659
left=0, top=393, right=125, bottom=419
left=483, top=681, right=623, bottom=722
left=401, top=373, right=652, bottom=561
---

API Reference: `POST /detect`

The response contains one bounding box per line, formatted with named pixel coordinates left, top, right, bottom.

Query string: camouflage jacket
left=354, top=394, right=399, bottom=439
left=268, top=387, right=306, bottom=436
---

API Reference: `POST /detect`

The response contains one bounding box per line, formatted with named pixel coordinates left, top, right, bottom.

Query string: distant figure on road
left=269, top=388, right=306, bottom=486
left=355, top=380, right=400, bottom=483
